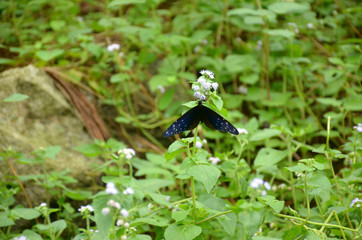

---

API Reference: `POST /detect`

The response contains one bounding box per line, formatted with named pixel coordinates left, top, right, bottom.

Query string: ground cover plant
left=0, top=0, right=361, bottom=239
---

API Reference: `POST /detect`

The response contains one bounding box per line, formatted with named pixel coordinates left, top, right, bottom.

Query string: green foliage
left=1, top=0, right=362, bottom=239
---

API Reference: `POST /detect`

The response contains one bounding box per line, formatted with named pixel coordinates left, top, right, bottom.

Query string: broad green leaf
left=263, top=29, right=295, bottom=39
left=0, top=213, right=15, bottom=227
left=343, top=97, right=362, bottom=111
left=210, top=94, right=223, bottom=111
left=64, top=189, right=92, bottom=200
left=110, top=73, right=129, bottom=83
left=2, top=93, right=29, bottom=102
left=136, top=179, right=174, bottom=192
left=328, top=57, right=344, bottom=66
left=250, top=129, right=281, bottom=141
left=188, top=164, right=220, bottom=193
left=50, top=219, right=66, bottom=233
left=22, top=230, right=42, bottom=240
left=93, top=195, right=113, bottom=239
left=285, top=163, right=314, bottom=173
left=74, top=143, right=102, bottom=157
left=108, top=0, right=145, bottom=8
left=50, top=20, right=66, bottom=31
left=36, top=49, right=64, bottom=62
left=260, top=195, right=284, bottom=213
left=131, top=215, right=169, bottom=227
left=317, top=98, right=342, bottom=107
left=218, top=212, right=236, bottom=236
left=165, top=149, right=185, bottom=161
left=268, top=2, right=309, bottom=14
left=164, top=223, right=202, bottom=240
left=158, top=88, right=175, bottom=110
left=254, top=148, right=287, bottom=168
left=168, top=140, right=188, bottom=153
left=172, top=209, right=190, bottom=222
left=11, top=208, right=40, bottom=220
left=244, top=16, right=264, bottom=25
left=128, top=235, right=152, bottom=240
left=149, top=193, right=173, bottom=207
left=149, top=74, right=177, bottom=92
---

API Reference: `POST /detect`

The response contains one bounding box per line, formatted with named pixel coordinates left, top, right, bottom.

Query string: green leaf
left=74, top=143, right=102, bottom=157
left=42, top=146, right=62, bottom=160
left=188, top=164, right=220, bottom=193
left=250, top=129, right=281, bottom=141
left=0, top=213, right=15, bottom=227
left=128, top=235, right=152, bottom=240
left=244, top=16, right=264, bottom=25
left=168, top=140, right=188, bottom=153
left=110, top=73, right=130, bottom=83
left=64, top=189, right=92, bottom=200
left=164, top=223, right=202, bottom=240
left=136, top=179, right=174, bottom=193
left=50, top=20, right=66, bottom=31
left=50, top=219, right=66, bottom=233
left=158, top=88, right=175, bottom=111
left=285, top=163, right=314, bottom=173
left=0, top=58, right=16, bottom=65
left=149, top=193, right=173, bottom=207
left=108, top=0, right=146, bottom=8
left=260, top=195, right=284, bottom=213
left=2, top=93, right=29, bottom=102
left=149, top=74, right=177, bottom=92
left=343, top=96, right=362, bottom=111
left=317, top=98, right=342, bottom=107
left=268, top=2, right=309, bottom=14
left=263, top=29, right=295, bottom=39
left=11, top=208, right=40, bottom=220
left=165, top=149, right=185, bottom=161
left=35, top=49, right=64, bottom=62
left=217, top=212, right=236, bottom=236
left=131, top=215, right=169, bottom=227
left=22, top=229, right=43, bottom=240
left=93, top=195, right=113, bottom=239
left=254, top=148, right=287, bottom=168
left=210, top=94, right=223, bottom=111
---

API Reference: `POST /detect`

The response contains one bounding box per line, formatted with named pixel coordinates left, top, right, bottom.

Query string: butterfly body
left=164, top=101, right=239, bottom=137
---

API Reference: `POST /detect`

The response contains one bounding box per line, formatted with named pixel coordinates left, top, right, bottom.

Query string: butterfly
left=164, top=101, right=239, bottom=137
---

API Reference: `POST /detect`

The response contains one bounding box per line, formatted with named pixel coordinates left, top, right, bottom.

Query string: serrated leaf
left=268, top=2, right=309, bottom=14
left=164, top=223, right=202, bottom=240
left=188, top=164, right=220, bottom=193
left=131, top=215, right=169, bottom=227
left=260, top=195, right=284, bottom=213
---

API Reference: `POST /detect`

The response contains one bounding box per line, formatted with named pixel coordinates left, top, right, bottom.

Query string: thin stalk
left=191, top=125, right=199, bottom=221
left=286, top=136, right=298, bottom=208
left=196, top=210, right=233, bottom=225
left=303, top=173, right=310, bottom=222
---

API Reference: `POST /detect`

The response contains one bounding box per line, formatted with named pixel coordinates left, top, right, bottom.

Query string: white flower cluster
left=350, top=197, right=361, bottom=208
left=250, top=178, right=271, bottom=196
left=123, top=187, right=134, bottom=195
left=105, top=182, right=119, bottom=195
left=118, top=148, right=136, bottom=159
left=78, top=204, right=94, bottom=213
left=353, top=123, right=362, bottom=132
left=208, top=157, right=220, bottom=165
left=192, top=70, right=218, bottom=101
left=288, top=22, right=299, bottom=34
left=107, top=43, right=120, bottom=52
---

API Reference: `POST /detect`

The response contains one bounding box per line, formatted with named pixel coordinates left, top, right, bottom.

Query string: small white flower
left=77, top=16, right=84, bottom=22
left=194, top=92, right=206, bottom=100
left=192, top=84, right=200, bottom=91
left=116, top=219, right=124, bottom=226
left=122, top=148, right=136, bottom=159
left=165, top=196, right=171, bottom=202
left=40, top=202, right=47, bottom=207
left=238, top=86, right=248, bottom=94
left=148, top=203, right=153, bottom=209
left=107, top=43, right=120, bottom=52
left=121, top=209, right=129, bottom=217
left=203, top=139, right=207, bottom=144
left=124, top=222, right=130, bottom=228
left=278, top=183, right=286, bottom=189
left=121, top=235, right=127, bottom=240
left=194, top=45, right=200, bottom=53
left=119, top=52, right=125, bottom=58
left=195, top=141, right=203, bottom=148
left=102, top=207, right=110, bottom=216
left=105, top=182, right=119, bottom=195
left=78, top=204, right=94, bottom=213
left=264, top=182, right=271, bottom=191
left=197, top=76, right=206, bottom=84
left=209, top=157, right=220, bottom=165
left=123, top=187, right=135, bottom=195
left=157, top=85, right=165, bottom=93
left=199, top=69, right=206, bottom=75
left=250, top=178, right=264, bottom=189
left=107, top=200, right=121, bottom=209
left=237, top=128, right=248, bottom=135
left=307, top=23, right=313, bottom=29
left=212, top=82, right=218, bottom=91
left=350, top=198, right=361, bottom=207
left=172, top=204, right=179, bottom=212
left=261, top=190, right=267, bottom=196
left=202, top=39, right=208, bottom=45
left=204, top=70, right=215, bottom=79
left=353, top=123, right=362, bottom=132
left=203, top=82, right=211, bottom=90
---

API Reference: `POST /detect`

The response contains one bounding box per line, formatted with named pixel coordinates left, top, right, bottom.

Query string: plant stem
left=286, top=135, right=297, bottom=209
left=191, top=125, right=199, bottom=221
left=303, top=173, right=310, bottom=222
left=196, top=210, right=233, bottom=225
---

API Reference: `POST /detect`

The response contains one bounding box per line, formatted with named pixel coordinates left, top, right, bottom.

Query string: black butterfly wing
left=164, top=105, right=201, bottom=137
left=201, top=105, right=239, bottom=135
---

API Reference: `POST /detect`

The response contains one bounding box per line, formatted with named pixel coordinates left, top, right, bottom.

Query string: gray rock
left=0, top=65, right=101, bottom=205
